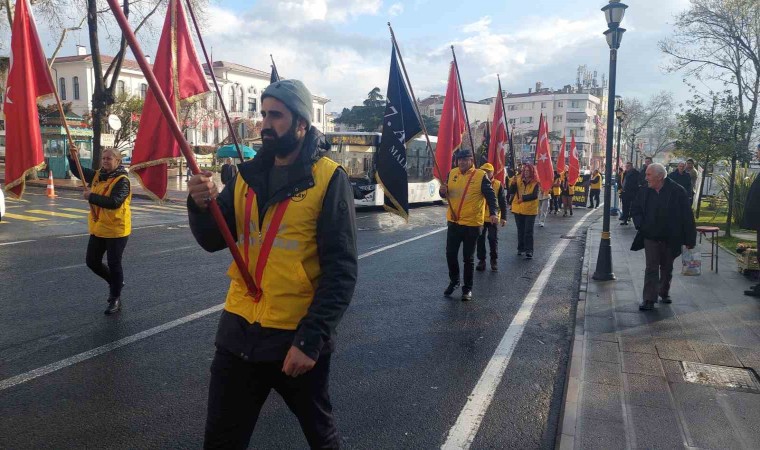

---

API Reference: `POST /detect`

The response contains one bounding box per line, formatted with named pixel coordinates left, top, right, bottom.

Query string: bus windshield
left=325, top=132, right=380, bottom=182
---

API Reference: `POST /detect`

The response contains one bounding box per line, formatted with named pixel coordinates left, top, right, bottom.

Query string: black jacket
left=68, top=156, right=130, bottom=209
left=742, top=175, right=760, bottom=230
left=187, top=127, right=358, bottom=362
left=668, top=169, right=692, bottom=196
left=621, top=168, right=640, bottom=200
left=630, top=178, right=696, bottom=257
left=220, top=163, right=237, bottom=185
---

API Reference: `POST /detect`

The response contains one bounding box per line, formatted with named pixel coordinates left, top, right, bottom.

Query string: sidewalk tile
left=577, top=417, right=627, bottom=450
left=585, top=316, right=617, bottom=342
left=579, top=381, right=624, bottom=422
left=623, top=373, right=673, bottom=409
left=661, top=360, right=688, bottom=384
left=654, top=338, right=699, bottom=362
left=618, top=334, right=657, bottom=355
left=628, top=405, right=685, bottom=449
left=731, top=346, right=760, bottom=367
left=584, top=359, right=622, bottom=386
left=722, top=390, right=760, bottom=446
left=690, top=341, right=742, bottom=367
left=613, top=288, right=637, bottom=303
left=615, top=312, right=649, bottom=331
left=621, top=352, right=664, bottom=377
left=670, top=382, right=743, bottom=449
left=585, top=339, right=620, bottom=364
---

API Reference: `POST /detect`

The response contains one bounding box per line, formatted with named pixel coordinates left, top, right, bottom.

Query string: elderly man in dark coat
left=742, top=147, right=760, bottom=297
left=631, top=163, right=697, bottom=310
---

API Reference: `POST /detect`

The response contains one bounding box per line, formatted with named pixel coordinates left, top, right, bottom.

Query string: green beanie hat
left=261, top=79, right=313, bottom=128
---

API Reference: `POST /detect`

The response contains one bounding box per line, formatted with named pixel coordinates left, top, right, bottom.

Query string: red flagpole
left=104, top=0, right=257, bottom=298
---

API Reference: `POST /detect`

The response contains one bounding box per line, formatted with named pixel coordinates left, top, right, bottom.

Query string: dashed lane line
left=0, top=240, right=36, bottom=246
left=2, top=212, right=48, bottom=222
left=26, top=210, right=87, bottom=219
left=0, top=226, right=447, bottom=392
left=441, top=206, right=601, bottom=450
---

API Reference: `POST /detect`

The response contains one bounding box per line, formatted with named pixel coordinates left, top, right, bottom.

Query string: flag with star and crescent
left=375, top=46, right=422, bottom=220
left=535, top=113, right=555, bottom=193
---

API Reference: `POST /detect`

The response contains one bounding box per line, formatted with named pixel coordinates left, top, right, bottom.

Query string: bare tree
left=660, top=0, right=760, bottom=162
left=621, top=91, right=676, bottom=160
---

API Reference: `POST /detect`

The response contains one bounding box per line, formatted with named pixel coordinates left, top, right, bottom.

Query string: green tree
left=109, top=93, right=144, bottom=151
left=421, top=115, right=439, bottom=135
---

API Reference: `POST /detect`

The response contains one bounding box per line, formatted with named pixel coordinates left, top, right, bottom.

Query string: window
left=229, top=86, right=237, bottom=112
left=238, top=86, right=244, bottom=113
left=140, top=83, right=148, bottom=99
left=508, top=118, right=516, bottom=125
left=214, top=126, right=220, bottom=143
left=570, top=100, right=585, bottom=109
left=553, top=115, right=563, bottom=122
left=202, top=127, right=208, bottom=143
left=117, top=80, right=125, bottom=96
left=523, top=103, right=533, bottom=110
left=59, top=78, right=66, bottom=100
left=541, top=102, right=547, bottom=109
left=507, top=104, right=518, bottom=111
left=248, top=98, right=257, bottom=113
left=316, top=108, right=322, bottom=123
left=73, top=77, right=80, bottom=100
left=520, top=116, right=533, bottom=124
left=556, top=101, right=564, bottom=108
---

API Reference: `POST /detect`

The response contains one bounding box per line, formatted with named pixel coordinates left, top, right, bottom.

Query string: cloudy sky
left=21, top=0, right=694, bottom=113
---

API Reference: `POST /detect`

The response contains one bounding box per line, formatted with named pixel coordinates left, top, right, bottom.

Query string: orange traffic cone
left=46, top=170, right=57, bottom=198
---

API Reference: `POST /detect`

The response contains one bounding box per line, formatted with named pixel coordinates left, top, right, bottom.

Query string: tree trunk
left=696, top=155, right=709, bottom=219
left=87, top=0, right=105, bottom=170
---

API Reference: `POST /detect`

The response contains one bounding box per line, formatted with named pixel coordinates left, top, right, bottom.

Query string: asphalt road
left=0, top=187, right=600, bottom=449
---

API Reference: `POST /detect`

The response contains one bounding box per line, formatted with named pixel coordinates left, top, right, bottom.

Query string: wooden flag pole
left=184, top=0, right=244, bottom=162
left=388, top=22, right=456, bottom=219
left=450, top=46, right=476, bottom=157
left=105, top=0, right=258, bottom=298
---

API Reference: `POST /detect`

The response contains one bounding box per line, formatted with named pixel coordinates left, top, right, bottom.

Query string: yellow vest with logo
left=511, top=177, right=539, bottom=215
left=590, top=175, right=602, bottom=189
left=88, top=171, right=131, bottom=238
left=225, top=157, right=340, bottom=328
left=552, top=178, right=561, bottom=196
left=446, top=167, right=487, bottom=227
left=482, top=179, right=502, bottom=221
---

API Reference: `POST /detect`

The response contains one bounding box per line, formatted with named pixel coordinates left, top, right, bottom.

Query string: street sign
left=107, top=114, right=122, bottom=131
left=101, top=134, right=116, bottom=147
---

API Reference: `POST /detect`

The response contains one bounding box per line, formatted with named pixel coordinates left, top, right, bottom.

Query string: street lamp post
left=593, top=0, right=627, bottom=281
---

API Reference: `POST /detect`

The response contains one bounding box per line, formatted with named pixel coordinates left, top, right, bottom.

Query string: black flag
left=270, top=64, right=280, bottom=83
left=376, top=47, right=422, bottom=220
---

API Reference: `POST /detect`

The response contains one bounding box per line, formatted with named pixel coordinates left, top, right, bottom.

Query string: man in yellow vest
left=476, top=163, right=507, bottom=272
left=187, top=79, right=357, bottom=448
left=588, top=169, right=601, bottom=208
left=439, top=149, right=498, bottom=301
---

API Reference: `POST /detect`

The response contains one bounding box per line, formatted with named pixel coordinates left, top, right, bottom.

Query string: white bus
left=325, top=132, right=442, bottom=207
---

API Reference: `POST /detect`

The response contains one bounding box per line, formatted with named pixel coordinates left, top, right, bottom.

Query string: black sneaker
left=638, top=301, right=654, bottom=311
left=525, top=252, right=533, bottom=259
left=659, top=296, right=672, bottom=304
left=517, top=251, right=523, bottom=256
left=461, top=289, right=473, bottom=302
left=444, top=282, right=460, bottom=297
left=476, top=260, right=486, bottom=271
left=490, top=259, right=498, bottom=272
left=105, top=297, right=121, bottom=315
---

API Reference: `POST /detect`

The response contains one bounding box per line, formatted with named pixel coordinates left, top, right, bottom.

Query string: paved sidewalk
left=560, top=218, right=760, bottom=450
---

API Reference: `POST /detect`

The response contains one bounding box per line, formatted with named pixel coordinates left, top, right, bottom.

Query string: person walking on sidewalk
left=620, top=162, right=640, bottom=225
left=630, top=163, right=696, bottom=311
left=476, top=163, right=508, bottom=272
left=509, top=163, right=540, bottom=259
left=69, top=148, right=132, bottom=315
left=439, top=149, right=498, bottom=301
left=668, top=161, right=692, bottom=200
left=588, top=169, right=601, bottom=208
left=220, top=157, right=237, bottom=186
left=187, top=79, right=358, bottom=449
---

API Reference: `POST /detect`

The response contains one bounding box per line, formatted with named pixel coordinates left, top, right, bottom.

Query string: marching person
left=537, top=185, right=551, bottom=227
left=588, top=169, right=601, bottom=208
left=187, top=79, right=357, bottom=449
left=510, top=163, right=540, bottom=259
left=476, top=163, right=507, bottom=272
left=630, top=163, right=696, bottom=310
left=69, top=147, right=132, bottom=315
left=439, top=149, right=498, bottom=301
left=560, top=170, right=573, bottom=216
left=551, top=171, right=562, bottom=214
left=620, top=162, right=640, bottom=225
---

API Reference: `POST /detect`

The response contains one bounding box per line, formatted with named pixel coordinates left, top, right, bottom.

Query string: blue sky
left=16, top=0, right=695, bottom=113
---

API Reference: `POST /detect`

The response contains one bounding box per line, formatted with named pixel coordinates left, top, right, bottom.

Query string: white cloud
left=388, top=3, right=404, bottom=17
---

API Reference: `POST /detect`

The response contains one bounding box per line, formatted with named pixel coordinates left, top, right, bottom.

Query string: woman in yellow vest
left=588, top=169, right=602, bottom=208
left=70, top=147, right=131, bottom=315
left=509, top=163, right=540, bottom=258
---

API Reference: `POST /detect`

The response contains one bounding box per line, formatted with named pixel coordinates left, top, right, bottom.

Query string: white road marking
left=58, top=233, right=90, bottom=239
left=0, top=226, right=447, bottom=391
left=441, top=205, right=601, bottom=450
left=0, top=240, right=36, bottom=246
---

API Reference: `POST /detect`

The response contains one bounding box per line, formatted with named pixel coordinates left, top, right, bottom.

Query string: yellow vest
left=225, top=157, right=340, bottom=328
left=590, top=175, right=602, bottom=190
left=483, top=179, right=502, bottom=221
left=552, top=178, right=561, bottom=196
left=446, top=167, right=487, bottom=227
left=88, top=171, right=131, bottom=238
left=511, top=177, right=539, bottom=215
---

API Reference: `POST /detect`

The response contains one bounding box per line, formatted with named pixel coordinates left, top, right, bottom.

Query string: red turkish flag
left=535, top=114, right=554, bottom=192
left=487, top=86, right=507, bottom=185
left=131, top=0, right=210, bottom=200
left=569, top=133, right=580, bottom=185
left=434, top=62, right=466, bottom=181
left=557, top=133, right=566, bottom=173
left=2, top=0, right=56, bottom=198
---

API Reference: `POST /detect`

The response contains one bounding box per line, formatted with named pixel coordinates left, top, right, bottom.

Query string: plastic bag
left=681, top=246, right=701, bottom=276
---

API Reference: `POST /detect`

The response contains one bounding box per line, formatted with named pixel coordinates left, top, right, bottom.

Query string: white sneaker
left=539, top=223, right=545, bottom=227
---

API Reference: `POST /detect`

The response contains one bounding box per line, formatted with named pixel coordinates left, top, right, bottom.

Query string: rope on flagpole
left=105, top=0, right=258, bottom=299
left=450, top=46, right=476, bottom=158
left=388, top=22, right=457, bottom=220
left=183, top=0, right=244, bottom=162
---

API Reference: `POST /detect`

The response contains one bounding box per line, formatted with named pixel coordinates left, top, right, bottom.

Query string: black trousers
left=446, top=222, right=480, bottom=290
left=204, top=348, right=339, bottom=450
left=643, top=239, right=674, bottom=303
left=513, top=214, right=536, bottom=253
left=620, top=196, right=633, bottom=222
left=85, top=235, right=128, bottom=298
left=589, top=189, right=600, bottom=208
left=549, top=194, right=560, bottom=212
left=476, top=222, right=498, bottom=261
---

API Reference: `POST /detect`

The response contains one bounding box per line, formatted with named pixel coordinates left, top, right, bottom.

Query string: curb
left=555, top=218, right=599, bottom=450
